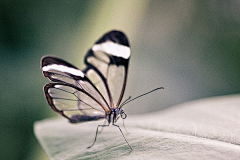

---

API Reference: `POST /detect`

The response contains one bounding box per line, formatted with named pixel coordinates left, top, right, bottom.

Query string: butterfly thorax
left=106, top=108, right=127, bottom=125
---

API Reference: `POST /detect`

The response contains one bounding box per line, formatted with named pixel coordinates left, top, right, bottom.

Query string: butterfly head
left=107, top=108, right=127, bottom=124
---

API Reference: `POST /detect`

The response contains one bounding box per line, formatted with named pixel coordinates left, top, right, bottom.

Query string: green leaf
left=34, top=95, right=240, bottom=160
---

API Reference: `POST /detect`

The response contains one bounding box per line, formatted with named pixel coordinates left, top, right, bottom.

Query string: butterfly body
left=106, top=108, right=126, bottom=124
left=68, top=107, right=125, bottom=124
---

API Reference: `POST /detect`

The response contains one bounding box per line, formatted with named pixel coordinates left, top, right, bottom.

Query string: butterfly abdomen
left=69, top=114, right=105, bottom=123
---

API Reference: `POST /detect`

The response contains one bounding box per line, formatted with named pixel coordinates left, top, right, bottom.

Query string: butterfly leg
left=98, top=120, right=107, bottom=133
left=87, top=124, right=109, bottom=149
left=113, top=124, right=133, bottom=151
left=122, top=119, right=129, bottom=134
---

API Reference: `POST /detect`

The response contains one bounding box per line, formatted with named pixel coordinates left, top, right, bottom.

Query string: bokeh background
left=1, top=1, right=240, bottom=159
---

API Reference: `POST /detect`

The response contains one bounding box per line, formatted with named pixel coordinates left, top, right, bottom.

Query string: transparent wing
left=41, top=56, right=110, bottom=113
left=44, top=83, right=105, bottom=123
left=83, top=30, right=131, bottom=108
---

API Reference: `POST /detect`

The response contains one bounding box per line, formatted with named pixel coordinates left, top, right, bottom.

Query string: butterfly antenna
left=119, top=87, right=164, bottom=108
left=121, top=96, right=132, bottom=106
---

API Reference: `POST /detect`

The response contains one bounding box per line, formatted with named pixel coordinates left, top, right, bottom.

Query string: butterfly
left=41, top=30, right=163, bottom=150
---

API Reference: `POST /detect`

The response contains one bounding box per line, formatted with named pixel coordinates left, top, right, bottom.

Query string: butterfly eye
left=120, top=110, right=127, bottom=119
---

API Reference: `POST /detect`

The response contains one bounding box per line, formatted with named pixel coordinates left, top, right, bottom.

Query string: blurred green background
left=0, top=1, right=240, bottom=159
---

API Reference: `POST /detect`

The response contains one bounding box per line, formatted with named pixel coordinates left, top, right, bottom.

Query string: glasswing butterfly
left=41, top=30, right=163, bottom=150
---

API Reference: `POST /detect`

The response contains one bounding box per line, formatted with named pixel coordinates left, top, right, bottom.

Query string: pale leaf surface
left=34, top=94, right=240, bottom=160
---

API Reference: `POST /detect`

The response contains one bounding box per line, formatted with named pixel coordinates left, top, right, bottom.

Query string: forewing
left=41, top=56, right=110, bottom=113
left=84, top=30, right=131, bottom=108
left=44, top=83, right=105, bottom=123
